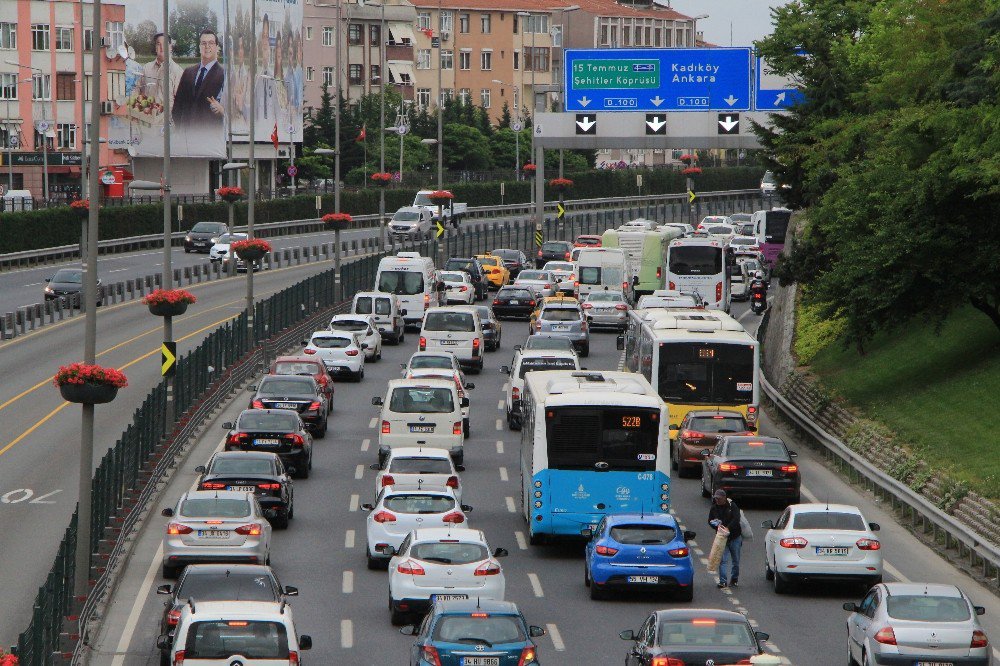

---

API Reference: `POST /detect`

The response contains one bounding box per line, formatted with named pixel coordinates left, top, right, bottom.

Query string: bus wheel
left=529, top=529, right=545, bottom=546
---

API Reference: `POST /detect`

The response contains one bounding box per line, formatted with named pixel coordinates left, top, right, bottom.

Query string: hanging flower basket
left=427, top=190, right=454, bottom=206
left=70, top=199, right=90, bottom=218
left=322, top=212, right=353, bottom=231
left=681, top=166, right=702, bottom=176
left=217, top=186, right=245, bottom=203
left=54, top=363, right=128, bottom=404
left=0, top=650, right=20, bottom=666
left=231, top=238, right=272, bottom=261
left=522, top=163, right=537, bottom=174
left=679, top=154, right=695, bottom=165
left=143, top=288, right=197, bottom=317
left=370, top=172, right=393, bottom=188
left=548, top=178, right=574, bottom=194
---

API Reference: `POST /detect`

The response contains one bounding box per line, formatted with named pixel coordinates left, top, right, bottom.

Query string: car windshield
left=216, top=234, right=243, bottom=244
left=498, top=289, right=533, bottom=300
left=424, top=312, right=475, bottom=332
left=886, top=595, right=971, bottom=622
left=354, top=297, right=374, bottom=314
left=389, top=457, right=453, bottom=474
left=183, top=621, right=289, bottom=659
left=492, top=249, right=518, bottom=260
left=576, top=237, right=600, bottom=245
left=383, top=494, right=455, bottom=514
left=272, top=362, right=320, bottom=376
left=689, top=416, right=747, bottom=434
left=524, top=337, right=574, bottom=351
left=433, top=615, right=526, bottom=645
left=311, top=336, right=352, bottom=349
left=394, top=211, right=420, bottom=221
left=237, top=412, right=298, bottom=432
left=587, top=293, right=622, bottom=303
left=330, top=319, right=368, bottom=331
left=410, top=356, right=453, bottom=370
left=52, top=269, right=82, bottom=283
left=410, top=542, right=488, bottom=565
left=478, top=257, right=500, bottom=267
left=791, top=512, right=867, bottom=531
left=518, top=271, right=547, bottom=281
left=440, top=272, right=467, bottom=283
left=610, top=524, right=677, bottom=545
left=542, top=242, right=569, bottom=252
left=257, top=378, right=314, bottom=396
left=474, top=307, right=493, bottom=320
left=541, top=308, right=580, bottom=322
left=378, top=270, right=424, bottom=295
left=192, top=222, right=225, bottom=233
left=731, top=238, right=755, bottom=246
left=726, top=440, right=787, bottom=459
left=545, top=262, right=574, bottom=272
left=656, top=619, right=755, bottom=648
left=445, top=260, right=478, bottom=274
left=707, top=226, right=733, bottom=235
left=518, top=357, right=578, bottom=377
left=177, top=573, right=278, bottom=602
left=180, top=498, right=251, bottom=518
left=210, top=458, right=275, bottom=476
left=389, top=387, right=455, bottom=413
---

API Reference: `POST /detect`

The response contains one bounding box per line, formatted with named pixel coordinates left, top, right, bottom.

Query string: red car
left=670, top=410, right=754, bottom=478
left=268, top=355, right=334, bottom=405
left=574, top=234, right=602, bottom=248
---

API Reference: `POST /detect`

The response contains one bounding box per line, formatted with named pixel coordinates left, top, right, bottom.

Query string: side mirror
left=399, top=625, right=419, bottom=636
left=287, top=467, right=298, bottom=476
left=464, top=382, right=475, bottom=390
left=362, top=343, right=370, bottom=349
left=528, top=626, right=546, bottom=638
left=500, top=365, right=511, bottom=375
left=194, top=465, right=206, bottom=473
left=619, top=629, right=635, bottom=641
left=683, top=530, right=696, bottom=541
left=376, top=544, right=396, bottom=556
left=371, top=396, right=384, bottom=406
left=369, top=463, right=381, bottom=470
left=975, top=606, right=986, bottom=616
left=222, top=422, right=234, bottom=429
left=399, top=363, right=407, bottom=370
left=842, top=602, right=859, bottom=612
left=788, top=450, right=798, bottom=457
left=400, top=309, right=408, bottom=316
left=616, top=334, right=625, bottom=350
left=455, top=464, right=466, bottom=472
left=360, top=503, right=375, bottom=511
left=668, top=424, right=680, bottom=431
left=264, top=508, right=278, bottom=520
left=44, top=278, right=51, bottom=282
left=284, top=585, right=299, bottom=596
left=493, top=547, right=509, bottom=558
left=461, top=397, right=470, bottom=408
left=298, top=635, right=312, bottom=650
left=461, top=504, right=474, bottom=513
left=156, top=584, right=172, bottom=595
left=761, top=520, right=774, bottom=529
left=248, top=385, right=257, bottom=392
left=301, top=340, right=308, bottom=345
left=754, top=631, right=770, bottom=643
left=868, top=522, right=880, bottom=532
left=155, top=635, right=172, bottom=650
left=161, top=508, right=174, bottom=517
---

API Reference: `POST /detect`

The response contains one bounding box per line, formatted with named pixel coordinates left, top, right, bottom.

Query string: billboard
left=110, top=0, right=303, bottom=158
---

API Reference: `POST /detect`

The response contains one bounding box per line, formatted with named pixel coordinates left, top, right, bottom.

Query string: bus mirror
left=668, top=424, right=679, bottom=431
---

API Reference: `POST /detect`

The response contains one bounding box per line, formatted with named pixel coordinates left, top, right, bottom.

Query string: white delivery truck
left=374, top=252, right=442, bottom=328
left=412, top=190, right=468, bottom=229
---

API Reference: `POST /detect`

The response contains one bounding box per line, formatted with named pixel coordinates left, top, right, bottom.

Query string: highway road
left=90, top=298, right=1000, bottom=665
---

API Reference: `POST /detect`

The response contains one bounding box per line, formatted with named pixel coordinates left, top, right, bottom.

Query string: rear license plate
left=253, top=438, right=280, bottom=447
left=627, top=576, right=659, bottom=584
left=746, top=469, right=773, bottom=477
left=431, top=594, right=468, bottom=602
left=197, top=530, right=230, bottom=538
left=409, top=425, right=435, bottom=433
left=551, top=325, right=570, bottom=331
left=916, top=663, right=954, bottom=666
left=227, top=486, right=256, bottom=493
left=508, top=299, right=519, bottom=304
left=439, top=340, right=458, bottom=345
left=274, top=403, right=298, bottom=410
left=462, top=658, right=500, bottom=666
left=816, top=547, right=850, bottom=556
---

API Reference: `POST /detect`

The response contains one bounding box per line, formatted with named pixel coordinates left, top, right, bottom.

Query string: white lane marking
left=496, top=440, right=504, bottom=454
left=108, top=268, right=130, bottom=273
left=497, top=399, right=504, bottom=410
left=505, top=496, right=516, bottom=513
left=527, top=573, right=544, bottom=597
left=737, top=308, right=754, bottom=323
left=349, top=494, right=359, bottom=512
left=546, top=623, right=565, bottom=651
left=361, top=438, right=370, bottom=452
left=354, top=464, right=364, bottom=480
left=515, top=531, right=527, bottom=550
left=368, top=417, right=377, bottom=428
left=699, top=557, right=710, bottom=566
left=345, top=529, right=355, bottom=549
left=495, top=418, right=503, bottom=430
left=801, top=485, right=819, bottom=503
left=499, top=466, right=508, bottom=482
left=502, top=382, right=509, bottom=391
left=884, top=561, right=909, bottom=583
left=109, top=543, right=165, bottom=666
left=341, top=619, right=353, bottom=649
left=342, top=571, right=354, bottom=594
left=693, top=547, right=704, bottom=556
left=22, top=282, right=42, bottom=287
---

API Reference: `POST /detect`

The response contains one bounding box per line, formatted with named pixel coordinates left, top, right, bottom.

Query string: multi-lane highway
left=89, top=297, right=1000, bottom=665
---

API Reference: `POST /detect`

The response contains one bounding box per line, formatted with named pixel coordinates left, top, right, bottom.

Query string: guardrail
left=757, top=310, right=1000, bottom=592
left=0, top=189, right=761, bottom=272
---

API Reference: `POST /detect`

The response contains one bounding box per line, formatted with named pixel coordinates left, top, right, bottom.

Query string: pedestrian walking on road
left=708, top=489, right=743, bottom=588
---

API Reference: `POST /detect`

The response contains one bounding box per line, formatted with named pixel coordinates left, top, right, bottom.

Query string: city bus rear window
left=668, top=246, right=722, bottom=275
left=658, top=343, right=753, bottom=404
left=545, top=407, right=658, bottom=471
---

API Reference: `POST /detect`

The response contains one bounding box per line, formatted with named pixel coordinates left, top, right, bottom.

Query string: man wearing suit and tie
left=173, top=29, right=225, bottom=127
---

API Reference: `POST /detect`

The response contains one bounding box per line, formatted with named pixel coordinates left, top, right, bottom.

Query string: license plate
left=410, top=425, right=435, bottom=433
left=551, top=325, right=570, bottom=331
left=253, top=438, right=280, bottom=446
left=816, top=547, right=850, bottom=556
left=439, top=340, right=458, bottom=345
left=431, top=594, right=468, bottom=602
left=627, top=576, right=659, bottom=584
left=508, top=299, right=519, bottom=304
left=197, top=530, right=230, bottom=539
left=273, top=402, right=298, bottom=410
left=916, top=662, right=954, bottom=666
left=462, top=658, right=500, bottom=666
left=746, top=469, right=773, bottom=477
left=227, top=486, right=256, bottom=493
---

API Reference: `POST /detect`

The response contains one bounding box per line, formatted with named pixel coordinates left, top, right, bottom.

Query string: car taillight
left=251, top=400, right=265, bottom=409
left=971, top=630, right=989, bottom=648
left=683, top=430, right=705, bottom=441
left=167, top=523, right=193, bottom=535
left=537, top=250, right=543, bottom=257
left=581, top=321, right=588, bottom=331
left=459, top=285, right=468, bottom=291
left=651, top=658, right=685, bottom=666
left=306, top=401, right=320, bottom=411
left=622, top=281, right=628, bottom=290
left=226, top=433, right=248, bottom=448
left=289, top=650, right=300, bottom=665
left=373, top=511, right=397, bottom=523
left=235, top=523, right=262, bottom=536
left=472, top=338, right=480, bottom=355
left=345, top=349, right=359, bottom=356
left=781, top=464, right=798, bottom=473
left=716, top=281, right=723, bottom=303
left=303, top=348, right=316, bottom=354
left=856, top=538, right=880, bottom=551
left=453, top=421, right=463, bottom=435
left=517, top=646, right=537, bottom=666
left=381, top=420, right=391, bottom=434
left=200, top=482, right=226, bottom=490
left=528, top=300, right=536, bottom=307
left=474, top=562, right=501, bottom=576
left=615, top=303, right=628, bottom=310
left=446, top=475, right=459, bottom=488
left=564, top=251, right=570, bottom=259
left=164, top=607, right=182, bottom=627
left=398, top=560, right=426, bottom=575
left=493, top=299, right=500, bottom=305
left=419, top=336, right=426, bottom=351
left=595, top=545, right=618, bottom=556
left=420, top=645, right=442, bottom=666
left=779, top=537, right=808, bottom=549
left=258, top=483, right=281, bottom=490
left=719, top=463, right=741, bottom=472
left=543, top=283, right=552, bottom=289
left=874, top=626, right=896, bottom=645
left=582, top=303, right=593, bottom=309
left=667, top=547, right=689, bottom=558
left=285, top=434, right=305, bottom=447
left=512, top=387, right=520, bottom=399
left=668, top=281, right=676, bottom=290
left=656, top=266, right=662, bottom=279
left=377, top=475, right=395, bottom=489
left=173, top=650, right=185, bottom=665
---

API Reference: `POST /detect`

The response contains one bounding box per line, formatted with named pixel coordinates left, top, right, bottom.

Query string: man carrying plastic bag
left=706, top=489, right=744, bottom=588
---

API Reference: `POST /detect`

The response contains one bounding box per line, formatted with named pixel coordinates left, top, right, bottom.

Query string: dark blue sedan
left=400, top=599, right=546, bottom=666
left=584, top=513, right=696, bottom=601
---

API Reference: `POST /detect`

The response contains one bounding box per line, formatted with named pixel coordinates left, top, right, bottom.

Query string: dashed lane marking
left=496, top=440, right=504, bottom=454
left=345, top=530, right=355, bottom=549
left=693, top=547, right=704, bottom=556
left=505, top=496, right=516, bottom=513
left=801, top=485, right=819, bottom=503
left=368, top=417, right=377, bottom=429
left=342, top=571, right=354, bottom=594
left=515, top=531, right=527, bottom=550
left=349, top=494, right=359, bottom=512
left=354, top=464, right=364, bottom=480
left=546, top=623, right=565, bottom=651
left=495, top=418, right=503, bottom=430
left=499, top=466, right=508, bottom=482
left=528, top=573, right=544, bottom=597
left=341, top=619, right=353, bottom=649
left=361, top=438, right=370, bottom=452
left=884, top=561, right=909, bottom=583
left=497, top=399, right=504, bottom=410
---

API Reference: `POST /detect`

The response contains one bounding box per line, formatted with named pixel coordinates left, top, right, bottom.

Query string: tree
left=443, top=123, right=491, bottom=171
left=304, top=82, right=336, bottom=148
left=125, top=20, right=158, bottom=59
left=498, top=102, right=512, bottom=129
left=168, top=1, right=218, bottom=58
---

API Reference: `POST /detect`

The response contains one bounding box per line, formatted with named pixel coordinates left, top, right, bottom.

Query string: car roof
left=387, top=378, right=457, bottom=389
left=311, top=330, right=354, bottom=338
left=383, top=484, right=456, bottom=496
left=272, top=355, right=322, bottom=365
left=655, top=608, right=750, bottom=622
left=686, top=410, right=746, bottom=419
left=721, top=435, right=785, bottom=446
left=387, top=447, right=452, bottom=459
left=211, top=450, right=280, bottom=461
left=432, top=599, right=522, bottom=615
left=180, top=564, right=275, bottom=576
left=183, top=489, right=253, bottom=500
left=331, top=314, right=370, bottom=320
left=177, top=600, right=290, bottom=621
left=606, top=513, right=679, bottom=527
left=412, top=526, right=483, bottom=541
left=409, top=351, right=458, bottom=360
left=883, top=583, right=964, bottom=598
left=519, top=349, right=578, bottom=360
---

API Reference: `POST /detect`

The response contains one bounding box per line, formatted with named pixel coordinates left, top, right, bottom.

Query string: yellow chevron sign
left=161, top=342, right=177, bottom=377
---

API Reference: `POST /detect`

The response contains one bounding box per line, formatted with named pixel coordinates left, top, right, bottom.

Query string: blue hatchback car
left=584, top=513, right=696, bottom=601
left=401, top=599, right=546, bottom=666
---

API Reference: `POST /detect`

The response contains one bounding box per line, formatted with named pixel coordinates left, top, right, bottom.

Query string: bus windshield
left=668, top=246, right=722, bottom=276
left=657, top=342, right=754, bottom=404
left=545, top=407, right=659, bottom=471
left=378, top=270, right=424, bottom=295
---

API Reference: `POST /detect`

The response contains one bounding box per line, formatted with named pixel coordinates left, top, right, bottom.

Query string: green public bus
left=602, top=225, right=684, bottom=298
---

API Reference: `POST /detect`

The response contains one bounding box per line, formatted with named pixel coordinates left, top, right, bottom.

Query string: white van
left=352, top=291, right=406, bottom=344
left=158, top=599, right=312, bottom=665
left=374, top=252, right=442, bottom=328
left=576, top=247, right=628, bottom=298
left=418, top=306, right=485, bottom=372
left=3, top=189, right=34, bottom=211
left=373, top=378, right=467, bottom=465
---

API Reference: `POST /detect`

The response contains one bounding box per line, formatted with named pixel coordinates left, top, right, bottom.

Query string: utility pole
left=379, top=0, right=386, bottom=251
left=436, top=0, right=443, bottom=190
left=160, top=0, right=175, bottom=431
left=247, top=0, right=257, bottom=335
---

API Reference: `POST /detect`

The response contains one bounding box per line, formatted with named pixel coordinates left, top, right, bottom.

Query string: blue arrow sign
left=565, top=48, right=752, bottom=112
left=754, top=55, right=806, bottom=111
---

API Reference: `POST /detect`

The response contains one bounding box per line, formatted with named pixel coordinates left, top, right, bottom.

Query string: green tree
left=498, top=102, right=512, bottom=129
left=443, top=123, right=491, bottom=171
left=125, top=20, right=158, bottom=59
left=304, top=82, right=336, bottom=148
left=168, top=1, right=219, bottom=58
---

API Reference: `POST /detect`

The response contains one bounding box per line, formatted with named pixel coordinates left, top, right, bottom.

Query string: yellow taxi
left=528, top=295, right=580, bottom=329
left=474, top=253, right=511, bottom=289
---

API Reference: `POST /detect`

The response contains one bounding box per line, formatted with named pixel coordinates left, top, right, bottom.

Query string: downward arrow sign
left=576, top=116, right=596, bottom=133
left=724, top=95, right=738, bottom=106
left=650, top=96, right=664, bottom=107
left=579, top=96, right=591, bottom=107
left=645, top=116, right=666, bottom=133
left=719, top=116, right=739, bottom=132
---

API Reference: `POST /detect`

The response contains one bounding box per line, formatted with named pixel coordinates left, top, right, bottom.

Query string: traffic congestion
left=92, top=212, right=997, bottom=666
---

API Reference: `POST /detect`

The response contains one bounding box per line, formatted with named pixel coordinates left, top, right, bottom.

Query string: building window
left=480, top=50, right=492, bottom=71
left=459, top=50, right=470, bottom=70
left=57, top=123, right=76, bottom=149
left=416, top=87, right=431, bottom=107
left=623, top=24, right=631, bottom=46
left=440, top=88, right=453, bottom=104
left=524, top=47, right=550, bottom=72
left=322, top=27, right=334, bottom=46
left=480, top=88, right=491, bottom=108
left=348, top=24, right=362, bottom=45
left=31, top=24, right=50, bottom=51
left=370, top=25, right=380, bottom=46
left=522, top=15, right=548, bottom=34
left=440, top=11, right=453, bottom=33
left=306, top=66, right=315, bottom=82
left=513, top=50, right=519, bottom=71
left=32, top=74, right=51, bottom=101
left=440, top=49, right=453, bottom=70
left=83, top=74, right=93, bottom=101
left=0, top=23, right=16, bottom=49
left=370, top=64, right=380, bottom=83
left=348, top=64, right=363, bottom=85
left=551, top=25, right=562, bottom=47
left=458, top=88, right=471, bottom=105
left=34, top=128, right=52, bottom=151
left=305, top=26, right=313, bottom=40
left=106, top=21, right=125, bottom=51
left=322, top=66, right=333, bottom=86
left=83, top=28, right=94, bottom=51
left=417, top=12, right=431, bottom=30
left=55, top=27, right=73, bottom=51
left=416, top=49, right=431, bottom=70
left=56, top=73, right=75, bottom=100
left=107, top=70, right=125, bottom=102
left=480, top=14, right=491, bottom=34
left=459, top=14, right=470, bottom=33
left=0, top=73, right=17, bottom=100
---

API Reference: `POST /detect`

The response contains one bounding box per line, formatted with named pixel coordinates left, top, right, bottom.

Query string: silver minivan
left=418, top=306, right=485, bottom=373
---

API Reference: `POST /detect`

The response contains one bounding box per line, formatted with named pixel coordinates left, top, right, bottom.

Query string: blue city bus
left=519, top=371, right=670, bottom=544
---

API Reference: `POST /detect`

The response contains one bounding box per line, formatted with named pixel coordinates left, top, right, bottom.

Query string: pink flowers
left=548, top=178, right=574, bottom=191
left=217, top=186, right=245, bottom=200
left=230, top=238, right=272, bottom=254
left=370, top=172, right=393, bottom=186
left=522, top=163, right=537, bottom=173
left=322, top=213, right=353, bottom=224
left=681, top=166, right=702, bottom=176
left=428, top=190, right=454, bottom=204
left=53, top=363, right=128, bottom=388
left=142, top=289, right=197, bottom=306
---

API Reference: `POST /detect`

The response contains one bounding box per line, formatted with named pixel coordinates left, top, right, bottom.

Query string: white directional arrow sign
left=724, top=95, right=739, bottom=106
left=645, top=114, right=667, bottom=135
left=717, top=113, right=740, bottom=134
left=774, top=92, right=787, bottom=106
left=578, top=96, right=591, bottom=107
left=575, top=114, right=597, bottom=134
left=650, top=96, right=664, bottom=107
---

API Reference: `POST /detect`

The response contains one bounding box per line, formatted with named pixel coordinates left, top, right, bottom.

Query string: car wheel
left=389, top=598, right=408, bottom=626
left=773, top=570, right=791, bottom=594
left=366, top=546, right=383, bottom=570
left=356, top=367, right=365, bottom=382
left=862, top=650, right=872, bottom=666
left=507, top=412, right=521, bottom=431
left=375, top=348, right=382, bottom=361
left=528, top=527, right=545, bottom=546
left=675, top=585, right=694, bottom=602
left=765, top=558, right=775, bottom=581
left=272, top=511, right=290, bottom=530
left=847, top=643, right=858, bottom=666
left=584, top=563, right=591, bottom=587
left=670, top=445, right=679, bottom=471
left=184, top=248, right=191, bottom=254
left=296, top=463, right=310, bottom=480
left=464, top=419, right=470, bottom=439
left=162, top=564, right=179, bottom=579
left=452, top=452, right=464, bottom=467
left=397, top=332, right=405, bottom=345
left=589, top=582, right=605, bottom=601
left=288, top=502, right=294, bottom=520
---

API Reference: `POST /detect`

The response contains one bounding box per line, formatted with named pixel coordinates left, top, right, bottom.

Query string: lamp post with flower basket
left=371, top=172, right=392, bottom=251
left=548, top=178, right=572, bottom=232
left=143, top=288, right=197, bottom=317
left=323, top=213, right=352, bottom=298
left=54, top=363, right=128, bottom=405
left=427, top=190, right=453, bottom=263
left=231, top=237, right=272, bottom=265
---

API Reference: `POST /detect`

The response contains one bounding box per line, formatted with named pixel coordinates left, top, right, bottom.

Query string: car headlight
left=184, top=235, right=192, bottom=242
left=210, top=237, right=219, bottom=243
left=44, top=286, right=53, bottom=294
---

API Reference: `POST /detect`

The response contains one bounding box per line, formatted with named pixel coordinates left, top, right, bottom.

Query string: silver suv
left=532, top=304, right=590, bottom=357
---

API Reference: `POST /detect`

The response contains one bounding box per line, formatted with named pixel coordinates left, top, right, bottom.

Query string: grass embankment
left=796, top=305, right=1000, bottom=498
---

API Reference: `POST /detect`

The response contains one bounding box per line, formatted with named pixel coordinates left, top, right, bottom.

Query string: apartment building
left=0, top=0, right=126, bottom=201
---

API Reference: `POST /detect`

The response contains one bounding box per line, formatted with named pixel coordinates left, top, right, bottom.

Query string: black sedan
left=473, top=305, right=502, bottom=351
left=492, top=287, right=536, bottom=320
left=491, top=248, right=528, bottom=277
left=44, top=268, right=103, bottom=307
left=620, top=608, right=769, bottom=666
left=700, top=435, right=801, bottom=504
left=248, top=375, right=328, bottom=438
left=222, top=409, right=313, bottom=479
left=196, top=451, right=294, bottom=528
left=536, top=240, right=574, bottom=267
left=183, top=220, right=229, bottom=253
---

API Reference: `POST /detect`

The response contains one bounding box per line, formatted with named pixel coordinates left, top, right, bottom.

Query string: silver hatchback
left=582, top=291, right=629, bottom=330
left=532, top=304, right=590, bottom=357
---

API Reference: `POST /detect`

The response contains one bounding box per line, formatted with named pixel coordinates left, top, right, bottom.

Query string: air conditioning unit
left=441, top=31, right=450, bottom=41
left=100, top=100, right=113, bottom=115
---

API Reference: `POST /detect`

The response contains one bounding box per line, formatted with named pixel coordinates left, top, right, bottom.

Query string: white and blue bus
left=519, top=370, right=670, bottom=544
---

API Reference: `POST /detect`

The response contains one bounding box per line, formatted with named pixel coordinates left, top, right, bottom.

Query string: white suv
left=302, top=330, right=366, bottom=381
left=501, top=349, right=580, bottom=429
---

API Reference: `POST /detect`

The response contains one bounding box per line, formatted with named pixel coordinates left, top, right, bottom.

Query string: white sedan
left=542, top=261, right=577, bottom=295
left=369, top=447, right=463, bottom=502
left=512, top=270, right=557, bottom=298
left=209, top=232, right=248, bottom=264
left=329, top=314, right=382, bottom=362
left=386, top=527, right=507, bottom=625
left=302, top=330, right=366, bottom=381
left=762, top=503, right=883, bottom=594
left=438, top=270, right=476, bottom=305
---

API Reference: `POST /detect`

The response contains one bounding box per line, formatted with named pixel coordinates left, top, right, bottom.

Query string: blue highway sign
left=565, top=48, right=752, bottom=112
left=754, top=54, right=806, bottom=111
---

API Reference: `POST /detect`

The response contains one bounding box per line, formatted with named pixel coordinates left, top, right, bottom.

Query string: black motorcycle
left=749, top=283, right=767, bottom=315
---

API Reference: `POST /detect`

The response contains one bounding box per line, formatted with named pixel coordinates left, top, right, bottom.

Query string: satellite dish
left=127, top=144, right=137, bottom=157
left=105, top=45, right=116, bottom=61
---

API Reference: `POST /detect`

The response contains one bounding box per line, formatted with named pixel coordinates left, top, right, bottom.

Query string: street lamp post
left=436, top=0, right=443, bottom=190
left=314, top=1, right=343, bottom=213
left=554, top=5, right=579, bottom=179
left=313, top=148, right=340, bottom=296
